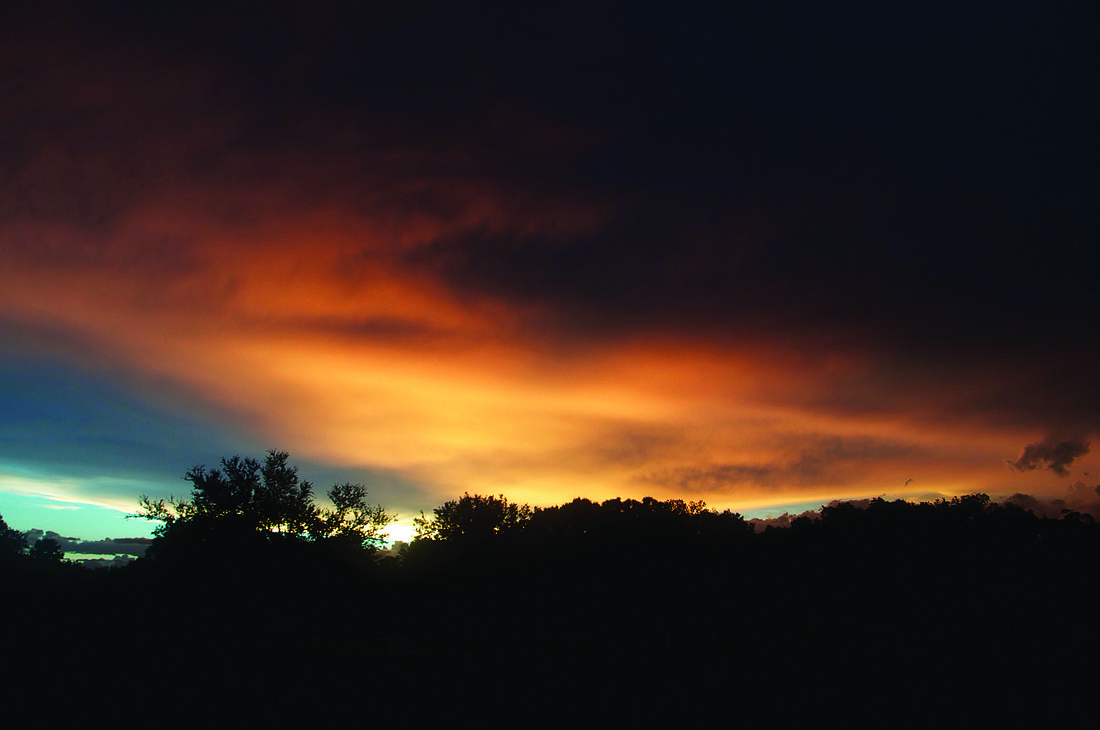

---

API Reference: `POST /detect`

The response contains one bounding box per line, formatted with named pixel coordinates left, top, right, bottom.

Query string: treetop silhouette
left=1, top=511, right=28, bottom=558
left=413, top=492, right=533, bottom=542
left=135, top=450, right=395, bottom=557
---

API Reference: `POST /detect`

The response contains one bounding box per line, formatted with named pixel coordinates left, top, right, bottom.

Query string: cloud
left=73, top=538, right=151, bottom=558
left=20, top=529, right=150, bottom=557
left=637, top=434, right=917, bottom=496
left=1006, top=437, right=1090, bottom=477
left=642, top=464, right=781, bottom=493
left=2, top=1, right=1099, bottom=526
left=1004, top=484, right=1100, bottom=520
left=748, top=510, right=821, bottom=533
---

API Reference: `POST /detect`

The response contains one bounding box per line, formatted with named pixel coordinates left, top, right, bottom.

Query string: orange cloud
left=3, top=17, right=1091, bottom=522
left=3, top=184, right=1086, bottom=517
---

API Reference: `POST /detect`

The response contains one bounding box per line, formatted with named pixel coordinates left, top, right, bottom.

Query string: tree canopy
left=413, top=492, right=533, bottom=542
left=1, top=512, right=28, bottom=559
left=136, top=450, right=395, bottom=558
left=28, top=537, right=66, bottom=562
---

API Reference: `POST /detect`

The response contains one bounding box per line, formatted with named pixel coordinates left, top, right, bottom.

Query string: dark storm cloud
left=5, top=1, right=1094, bottom=356
left=372, top=1, right=1098, bottom=387
left=1006, top=438, right=1091, bottom=478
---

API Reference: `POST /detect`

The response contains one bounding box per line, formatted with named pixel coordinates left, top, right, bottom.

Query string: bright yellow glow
left=0, top=188, right=1084, bottom=517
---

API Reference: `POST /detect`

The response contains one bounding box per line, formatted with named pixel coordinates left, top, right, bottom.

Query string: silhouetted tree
left=28, top=537, right=65, bottom=563
left=135, top=450, right=395, bottom=559
left=1, top=512, right=27, bottom=558
left=319, top=482, right=395, bottom=548
left=413, top=492, right=532, bottom=542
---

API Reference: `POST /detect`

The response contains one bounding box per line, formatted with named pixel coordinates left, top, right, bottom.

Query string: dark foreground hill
left=5, top=495, right=1098, bottom=721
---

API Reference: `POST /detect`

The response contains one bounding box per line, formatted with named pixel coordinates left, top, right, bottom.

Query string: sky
left=2, top=1, right=1097, bottom=543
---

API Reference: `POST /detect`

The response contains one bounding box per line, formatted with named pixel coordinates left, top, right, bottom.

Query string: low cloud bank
left=23, top=529, right=151, bottom=560
left=1004, top=481, right=1100, bottom=520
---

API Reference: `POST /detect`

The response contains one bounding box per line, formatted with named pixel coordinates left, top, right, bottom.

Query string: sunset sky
left=2, top=2, right=1096, bottom=543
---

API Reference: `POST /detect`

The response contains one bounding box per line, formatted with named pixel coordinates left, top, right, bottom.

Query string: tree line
left=111, top=449, right=1100, bottom=649
left=6, top=449, right=1098, bottom=716
left=5, top=449, right=1097, bottom=571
